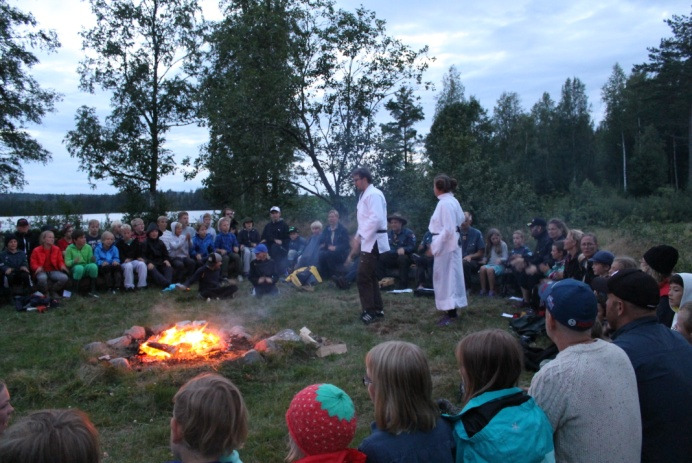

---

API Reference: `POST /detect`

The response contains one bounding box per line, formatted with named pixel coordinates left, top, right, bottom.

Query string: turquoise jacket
left=444, top=387, right=554, bottom=463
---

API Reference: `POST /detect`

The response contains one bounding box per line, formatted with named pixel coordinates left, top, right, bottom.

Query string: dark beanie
left=643, top=245, right=678, bottom=275
left=607, top=269, right=659, bottom=310
left=4, top=233, right=18, bottom=248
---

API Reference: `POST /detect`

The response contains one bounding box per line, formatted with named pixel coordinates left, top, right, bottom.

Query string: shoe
left=487, top=290, right=495, bottom=297
left=88, top=292, right=100, bottom=299
left=374, top=310, right=384, bottom=318
left=360, top=311, right=380, bottom=325
left=300, top=285, right=314, bottom=292
left=479, top=290, right=487, bottom=296
left=436, top=315, right=457, bottom=327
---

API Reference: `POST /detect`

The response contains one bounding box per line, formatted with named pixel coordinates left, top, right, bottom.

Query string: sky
left=15, top=0, right=690, bottom=195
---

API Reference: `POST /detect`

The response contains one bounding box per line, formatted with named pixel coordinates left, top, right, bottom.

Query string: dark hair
left=434, top=174, right=458, bottom=193
left=351, top=167, right=372, bottom=183
left=553, top=239, right=566, bottom=257
left=670, top=274, right=684, bottom=287
left=72, top=229, right=86, bottom=240
left=547, top=218, right=568, bottom=238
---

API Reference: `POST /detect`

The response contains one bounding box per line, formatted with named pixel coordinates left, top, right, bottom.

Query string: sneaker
left=487, top=290, right=495, bottom=297
left=436, top=315, right=457, bottom=327
left=374, top=310, right=384, bottom=318
left=479, top=289, right=487, bottom=296
left=88, top=292, right=100, bottom=299
left=300, top=284, right=314, bottom=292
left=360, top=311, right=376, bottom=325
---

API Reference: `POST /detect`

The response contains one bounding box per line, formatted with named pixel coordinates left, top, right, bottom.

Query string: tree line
left=1, top=0, right=690, bottom=226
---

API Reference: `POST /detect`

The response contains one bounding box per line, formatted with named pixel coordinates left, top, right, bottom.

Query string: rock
left=240, top=349, right=263, bottom=365
left=192, top=320, right=207, bottom=326
left=106, top=335, right=132, bottom=349
left=225, top=325, right=251, bottom=339
left=109, top=357, right=130, bottom=369
left=299, top=327, right=319, bottom=346
left=83, top=342, right=110, bottom=355
left=316, top=343, right=348, bottom=357
left=124, top=326, right=146, bottom=340
left=268, top=329, right=301, bottom=343
left=175, top=320, right=192, bottom=328
left=151, top=323, right=174, bottom=335
left=253, top=339, right=278, bottom=353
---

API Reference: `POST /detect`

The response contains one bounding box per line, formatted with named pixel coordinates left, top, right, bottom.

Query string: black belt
left=376, top=229, right=387, bottom=233
left=431, top=233, right=439, bottom=236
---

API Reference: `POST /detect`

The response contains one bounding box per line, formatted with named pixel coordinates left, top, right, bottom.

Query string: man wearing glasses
left=347, top=167, right=390, bottom=325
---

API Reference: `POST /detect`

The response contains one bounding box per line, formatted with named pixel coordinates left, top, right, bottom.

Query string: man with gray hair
left=529, top=279, right=641, bottom=462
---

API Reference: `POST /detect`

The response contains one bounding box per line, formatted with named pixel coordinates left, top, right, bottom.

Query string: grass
left=1, top=223, right=689, bottom=462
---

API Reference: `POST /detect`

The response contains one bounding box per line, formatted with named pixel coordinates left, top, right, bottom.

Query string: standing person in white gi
left=347, top=167, right=390, bottom=324
left=429, top=174, right=467, bottom=326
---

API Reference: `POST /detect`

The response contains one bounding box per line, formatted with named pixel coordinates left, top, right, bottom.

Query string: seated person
left=296, top=221, right=323, bottom=269
left=0, top=234, right=31, bottom=295
left=237, top=217, right=260, bottom=278
left=589, top=250, right=614, bottom=277
left=673, top=302, right=692, bottom=344
left=378, top=212, right=416, bottom=289
left=260, top=206, right=290, bottom=274
left=414, top=231, right=434, bottom=290
left=177, top=211, right=197, bottom=241
left=0, top=409, right=100, bottom=463
left=317, top=210, right=350, bottom=279
left=56, top=223, right=74, bottom=252
left=201, top=212, right=216, bottom=241
left=116, top=224, right=147, bottom=291
left=65, top=229, right=99, bottom=297
left=479, top=228, right=508, bottom=297
left=459, top=211, right=485, bottom=291
left=163, top=222, right=195, bottom=283
left=577, top=233, right=598, bottom=284
left=94, top=231, right=122, bottom=293
left=249, top=244, right=278, bottom=297
left=219, top=206, right=239, bottom=235
left=142, top=223, right=173, bottom=288
left=545, top=240, right=566, bottom=281
left=110, top=220, right=123, bottom=241
left=190, top=223, right=215, bottom=267
left=131, top=218, right=147, bottom=243
left=215, top=218, right=241, bottom=280
left=169, top=373, right=248, bottom=463
left=85, top=219, right=101, bottom=249
left=29, top=230, right=69, bottom=299
left=179, top=253, right=238, bottom=300
left=156, top=215, right=169, bottom=237
left=12, top=218, right=38, bottom=258
left=286, top=226, right=306, bottom=272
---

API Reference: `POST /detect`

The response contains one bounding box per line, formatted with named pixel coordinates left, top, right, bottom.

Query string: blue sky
left=18, top=0, right=689, bottom=194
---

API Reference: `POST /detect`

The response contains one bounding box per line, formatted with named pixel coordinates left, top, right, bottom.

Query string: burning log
left=144, top=341, right=178, bottom=355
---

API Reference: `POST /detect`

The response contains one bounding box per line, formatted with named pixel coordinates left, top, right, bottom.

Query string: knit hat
left=539, top=279, right=597, bottom=331
left=643, top=245, right=678, bottom=275
left=285, top=383, right=357, bottom=456
left=4, top=233, right=18, bottom=248
left=607, top=268, right=659, bottom=310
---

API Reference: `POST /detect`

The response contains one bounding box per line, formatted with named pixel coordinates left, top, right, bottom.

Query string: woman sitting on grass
left=29, top=230, right=69, bottom=299
left=358, top=341, right=455, bottom=462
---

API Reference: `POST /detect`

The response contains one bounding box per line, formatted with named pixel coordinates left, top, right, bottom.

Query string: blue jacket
left=191, top=233, right=215, bottom=260
left=444, top=388, right=554, bottom=463
left=94, top=242, right=120, bottom=265
left=386, top=227, right=416, bottom=255
left=215, top=231, right=239, bottom=253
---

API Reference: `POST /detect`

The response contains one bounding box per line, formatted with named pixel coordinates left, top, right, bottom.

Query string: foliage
left=629, top=125, right=667, bottom=196
left=434, top=65, right=465, bottom=117
left=0, top=0, right=61, bottom=191
left=64, top=0, right=207, bottom=214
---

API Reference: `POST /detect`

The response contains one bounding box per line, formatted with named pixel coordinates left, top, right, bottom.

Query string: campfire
left=139, top=323, right=227, bottom=362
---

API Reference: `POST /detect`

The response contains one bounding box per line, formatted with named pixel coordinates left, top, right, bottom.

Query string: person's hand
left=240, top=245, right=245, bottom=251
left=275, top=239, right=282, bottom=246
left=219, top=249, right=227, bottom=255
left=101, top=262, right=108, bottom=267
left=164, top=260, right=171, bottom=267
left=397, top=248, right=405, bottom=256
left=539, top=263, right=549, bottom=273
left=147, top=263, right=154, bottom=270
left=74, top=255, right=81, bottom=263
left=233, top=247, right=239, bottom=254
left=113, top=261, right=119, bottom=267
left=578, top=254, right=586, bottom=263
left=463, top=255, right=472, bottom=262
left=526, top=265, right=538, bottom=275
left=495, top=258, right=502, bottom=265
left=36, top=266, right=44, bottom=273
left=328, top=245, right=336, bottom=251
left=20, top=266, right=28, bottom=272
left=4, top=268, right=11, bottom=275
left=196, top=255, right=202, bottom=261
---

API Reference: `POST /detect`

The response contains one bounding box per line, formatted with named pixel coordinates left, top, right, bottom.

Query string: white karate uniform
left=429, top=192, right=467, bottom=311
left=357, top=184, right=390, bottom=253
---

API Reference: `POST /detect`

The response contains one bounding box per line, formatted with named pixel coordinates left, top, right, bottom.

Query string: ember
left=139, top=323, right=226, bottom=361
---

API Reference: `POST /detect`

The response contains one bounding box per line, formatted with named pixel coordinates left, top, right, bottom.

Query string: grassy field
left=1, top=223, right=689, bottom=462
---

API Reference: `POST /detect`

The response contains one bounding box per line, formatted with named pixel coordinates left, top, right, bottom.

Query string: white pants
left=242, top=247, right=256, bottom=275
left=122, top=260, right=148, bottom=288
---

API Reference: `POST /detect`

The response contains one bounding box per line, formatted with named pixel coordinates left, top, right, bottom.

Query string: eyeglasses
left=362, top=375, right=374, bottom=386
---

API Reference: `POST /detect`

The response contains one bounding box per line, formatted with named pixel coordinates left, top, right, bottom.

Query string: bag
left=508, top=313, right=546, bottom=338
left=285, top=266, right=322, bottom=288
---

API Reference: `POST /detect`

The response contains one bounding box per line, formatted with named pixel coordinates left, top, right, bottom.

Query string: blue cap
left=589, top=250, right=614, bottom=266
left=254, top=243, right=268, bottom=254
left=539, top=279, right=597, bottom=331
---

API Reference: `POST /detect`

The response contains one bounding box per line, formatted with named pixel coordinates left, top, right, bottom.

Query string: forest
left=1, top=0, right=690, bottom=229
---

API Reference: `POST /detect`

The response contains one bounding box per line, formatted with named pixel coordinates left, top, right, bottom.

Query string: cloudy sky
left=18, top=0, right=689, bottom=195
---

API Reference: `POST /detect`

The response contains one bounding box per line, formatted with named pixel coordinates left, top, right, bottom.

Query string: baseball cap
left=16, top=218, right=29, bottom=227
left=254, top=243, right=268, bottom=254
left=607, top=268, right=659, bottom=310
left=589, top=250, right=614, bottom=266
left=527, top=217, right=546, bottom=228
left=539, top=279, right=597, bottom=331
left=270, top=206, right=281, bottom=213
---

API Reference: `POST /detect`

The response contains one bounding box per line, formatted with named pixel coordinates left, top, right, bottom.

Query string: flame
left=139, top=324, right=226, bottom=361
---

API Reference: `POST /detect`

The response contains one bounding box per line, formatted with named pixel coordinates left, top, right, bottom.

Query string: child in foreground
left=179, top=253, right=238, bottom=300
left=285, top=383, right=366, bottom=463
left=0, top=408, right=100, bottom=463
left=167, top=373, right=248, bottom=463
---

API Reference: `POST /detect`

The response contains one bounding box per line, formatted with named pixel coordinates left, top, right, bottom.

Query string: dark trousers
left=269, top=244, right=288, bottom=275
left=98, top=264, right=122, bottom=289
left=253, top=283, right=278, bottom=298
left=318, top=250, right=347, bottom=280
left=171, top=257, right=195, bottom=283
left=200, top=285, right=238, bottom=299
left=414, top=254, right=434, bottom=288
left=462, top=260, right=481, bottom=290
left=149, top=264, right=173, bottom=287
left=357, top=244, right=382, bottom=313
left=378, top=252, right=412, bottom=289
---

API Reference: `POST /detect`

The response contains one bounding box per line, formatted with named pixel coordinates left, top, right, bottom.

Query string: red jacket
left=297, top=449, right=367, bottom=463
left=30, top=245, right=66, bottom=274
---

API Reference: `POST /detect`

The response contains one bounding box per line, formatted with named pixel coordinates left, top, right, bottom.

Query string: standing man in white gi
left=347, top=167, right=390, bottom=324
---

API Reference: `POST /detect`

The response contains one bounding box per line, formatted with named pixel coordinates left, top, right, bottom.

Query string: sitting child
left=589, top=250, right=614, bottom=277
left=285, top=383, right=366, bottom=462
left=0, top=234, right=31, bottom=295
left=479, top=228, right=508, bottom=297
left=215, top=218, right=241, bottom=280
left=116, top=224, right=147, bottom=291
left=168, top=373, right=248, bottom=463
left=673, top=302, right=692, bottom=344
left=163, top=222, right=195, bottom=283
left=94, top=231, right=122, bottom=293
left=191, top=223, right=215, bottom=268
left=669, top=273, right=692, bottom=331
left=56, top=224, right=74, bottom=252
left=0, top=408, right=100, bottom=463
left=545, top=240, right=566, bottom=281
left=237, top=217, right=260, bottom=278
left=179, top=253, right=237, bottom=300
left=286, top=227, right=306, bottom=272
left=85, top=219, right=101, bottom=249
left=443, top=329, right=554, bottom=462
left=65, top=229, right=99, bottom=297
left=142, top=223, right=173, bottom=288
left=249, top=244, right=278, bottom=297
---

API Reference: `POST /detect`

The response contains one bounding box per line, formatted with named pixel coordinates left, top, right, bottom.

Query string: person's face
left=102, top=235, right=114, bottom=248
left=669, top=283, right=684, bottom=308
left=112, top=224, right=121, bottom=235
left=174, top=225, right=183, bottom=237
left=179, top=214, right=189, bottom=226
left=88, top=222, right=99, bottom=234
left=65, top=227, right=73, bottom=238
left=225, top=210, right=235, bottom=218
left=551, top=245, right=561, bottom=261
left=605, top=293, right=623, bottom=331
left=461, top=213, right=472, bottom=230
left=148, top=229, right=159, bottom=240
left=270, top=210, right=280, bottom=222
left=352, top=175, right=366, bottom=192
left=122, top=228, right=132, bottom=241
left=16, top=224, right=29, bottom=234
left=674, top=311, right=692, bottom=340
left=328, top=212, right=338, bottom=226
left=490, top=233, right=500, bottom=245
left=198, top=226, right=207, bottom=238
left=580, top=236, right=597, bottom=259
left=547, top=223, right=561, bottom=239
left=512, top=233, right=524, bottom=247
left=311, top=226, right=321, bottom=236
left=530, top=225, right=542, bottom=238
left=6, top=239, right=17, bottom=252
left=0, top=387, right=14, bottom=435
left=243, top=222, right=253, bottom=230
left=592, top=262, right=610, bottom=276
left=157, top=218, right=167, bottom=230
left=564, top=233, right=576, bottom=251
left=203, top=216, right=211, bottom=226
left=219, top=220, right=230, bottom=233
left=389, top=219, right=402, bottom=233
left=256, top=251, right=268, bottom=261
left=134, top=222, right=144, bottom=233
left=290, top=232, right=299, bottom=241
left=75, top=235, right=86, bottom=247
left=44, top=232, right=55, bottom=246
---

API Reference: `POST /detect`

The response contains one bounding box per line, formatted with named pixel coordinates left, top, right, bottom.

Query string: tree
left=64, top=0, right=206, bottom=213
left=491, top=91, right=532, bottom=178
left=377, top=86, right=424, bottom=172
left=634, top=9, right=692, bottom=189
left=629, top=125, right=667, bottom=196
left=600, top=64, right=632, bottom=190
left=0, top=0, right=61, bottom=191
left=434, top=65, right=465, bottom=117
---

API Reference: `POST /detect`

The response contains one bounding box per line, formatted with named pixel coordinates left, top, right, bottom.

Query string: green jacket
left=64, top=243, right=94, bottom=268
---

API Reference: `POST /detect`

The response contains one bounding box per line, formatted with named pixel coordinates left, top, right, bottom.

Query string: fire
left=139, top=324, right=226, bottom=361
